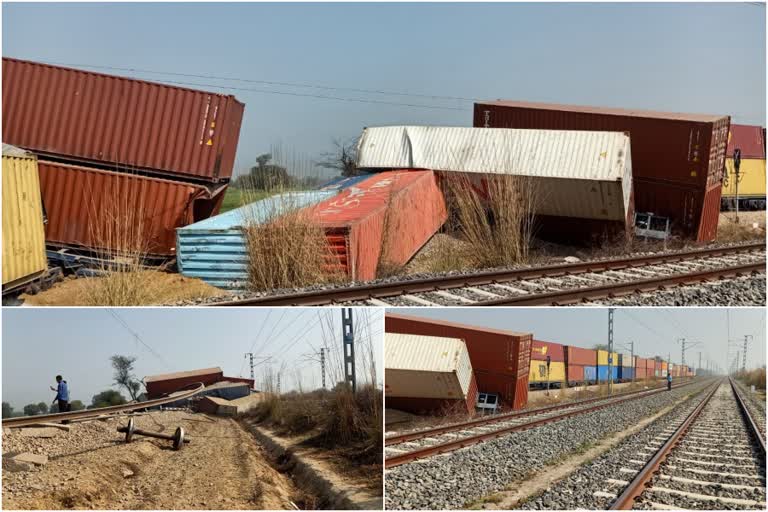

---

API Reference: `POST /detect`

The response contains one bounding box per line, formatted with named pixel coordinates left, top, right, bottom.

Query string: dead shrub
left=737, top=367, right=766, bottom=391
left=241, top=190, right=344, bottom=291
left=441, top=173, right=538, bottom=269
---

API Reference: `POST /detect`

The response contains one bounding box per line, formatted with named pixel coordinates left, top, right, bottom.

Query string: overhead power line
left=106, top=309, right=172, bottom=371
left=41, top=60, right=472, bottom=112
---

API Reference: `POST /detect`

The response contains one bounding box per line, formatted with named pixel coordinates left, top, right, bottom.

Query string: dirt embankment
left=2, top=411, right=298, bottom=510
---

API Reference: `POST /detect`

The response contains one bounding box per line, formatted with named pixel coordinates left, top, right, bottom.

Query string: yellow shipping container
left=528, top=361, right=566, bottom=384
left=723, top=158, right=766, bottom=198
left=2, top=145, right=47, bottom=290
left=661, top=362, right=668, bottom=370
left=597, top=350, right=618, bottom=366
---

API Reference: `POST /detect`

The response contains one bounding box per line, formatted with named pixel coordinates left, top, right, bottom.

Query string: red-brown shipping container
left=3, top=58, right=245, bottom=183
left=145, top=367, right=223, bottom=399
left=567, top=364, right=585, bottom=384
left=38, top=160, right=226, bottom=258
left=566, top=346, right=597, bottom=366
left=531, top=340, right=565, bottom=362
left=385, top=313, right=531, bottom=409
left=727, top=124, right=766, bottom=159
left=386, top=375, right=478, bottom=415
left=474, top=100, right=730, bottom=241
left=307, top=170, right=447, bottom=282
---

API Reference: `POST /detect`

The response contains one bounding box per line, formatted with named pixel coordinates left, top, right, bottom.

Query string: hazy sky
left=2, top=308, right=383, bottom=408
left=388, top=307, right=766, bottom=374
left=3, top=2, right=765, bottom=178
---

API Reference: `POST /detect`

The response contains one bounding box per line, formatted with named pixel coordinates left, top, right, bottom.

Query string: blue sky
left=2, top=308, right=383, bottom=407
left=3, top=2, right=765, bottom=178
left=390, top=307, right=766, bottom=373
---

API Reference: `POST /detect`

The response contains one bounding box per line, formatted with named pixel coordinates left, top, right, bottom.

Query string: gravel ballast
left=385, top=381, right=712, bottom=510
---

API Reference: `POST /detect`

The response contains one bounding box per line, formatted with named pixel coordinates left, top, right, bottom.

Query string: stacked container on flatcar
left=722, top=124, right=766, bottom=210
left=385, top=313, right=531, bottom=410
left=618, top=353, right=634, bottom=381
left=384, top=332, right=478, bottom=415
left=473, top=100, right=730, bottom=241
left=529, top=340, right=566, bottom=388
left=597, top=350, right=619, bottom=382
left=564, top=345, right=597, bottom=386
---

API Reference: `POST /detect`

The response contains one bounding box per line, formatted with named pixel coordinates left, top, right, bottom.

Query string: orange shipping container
left=3, top=58, right=245, bottom=183
left=307, top=170, right=447, bottom=281
left=38, top=161, right=226, bottom=257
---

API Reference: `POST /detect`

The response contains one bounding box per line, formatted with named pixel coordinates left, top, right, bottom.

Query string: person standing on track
left=667, top=372, right=672, bottom=391
left=50, top=375, right=70, bottom=412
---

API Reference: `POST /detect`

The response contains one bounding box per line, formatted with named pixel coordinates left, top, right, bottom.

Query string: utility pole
left=734, top=148, right=742, bottom=223
left=277, top=372, right=281, bottom=394
left=244, top=352, right=255, bottom=381
left=698, top=352, right=701, bottom=377
left=742, top=335, right=753, bottom=372
left=342, top=308, right=356, bottom=393
left=608, top=308, right=614, bottom=393
left=320, top=347, right=326, bottom=389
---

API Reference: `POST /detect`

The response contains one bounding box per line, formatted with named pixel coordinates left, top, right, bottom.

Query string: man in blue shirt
left=50, top=375, right=70, bottom=412
left=667, top=372, right=672, bottom=391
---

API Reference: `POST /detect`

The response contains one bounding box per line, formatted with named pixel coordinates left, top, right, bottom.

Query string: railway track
left=385, top=380, right=700, bottom=469
left=212, top=243, right=765, bottom=307
left=2, top=383, right=205, bottom=428
left=608, top=378, right=766, bottom=510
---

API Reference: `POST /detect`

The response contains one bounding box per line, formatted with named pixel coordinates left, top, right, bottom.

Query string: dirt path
left=3, top=411, right=298, bottom=510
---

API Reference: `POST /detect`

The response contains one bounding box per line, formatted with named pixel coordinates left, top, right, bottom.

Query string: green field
left=219, top=187, right=272, bottom=213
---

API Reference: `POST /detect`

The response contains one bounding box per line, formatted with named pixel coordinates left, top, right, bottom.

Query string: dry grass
left=736, top=367, right=766, bottom=391
left=441, top=173, right=538, bottom=269
left=241, top=189, right=345, bottom=292
left=717, top=211, right=766, bottom=243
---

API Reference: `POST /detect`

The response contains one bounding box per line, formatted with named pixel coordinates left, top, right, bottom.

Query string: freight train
left=528, top=339, right=694, bottom=389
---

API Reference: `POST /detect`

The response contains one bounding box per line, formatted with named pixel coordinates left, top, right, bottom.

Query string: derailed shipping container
left=474, top=100, right=730, bottom=241
left=306, top=170, right=447, bottom=282
left=385, top=333, right=478, bottom=415
left=145, top=367, right=224, bottom=399
left=176, top=175, right=372, bottom=289
left=2, top=144, right=47, bottom=291
left=386, top=313, right=531, bottom=409
left=356, top=125, right=634, bottom=243
left=3, top=58, right=245, bottom=183
left=39, top=161, right=227, bottom=258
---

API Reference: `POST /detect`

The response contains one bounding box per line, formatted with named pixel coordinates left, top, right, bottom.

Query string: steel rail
left=386, top=381, right=695, bottom=446
left=2, top=383, right=205, bottom=428
left=384, top=380, right=707, bottom=469
left=472, top=261, right=765, bottom=306
left=609, top=381, right=722, bottom=510
left=211, top=243, right=765, bottom=307
left=729, top=377, right=766, bottom=455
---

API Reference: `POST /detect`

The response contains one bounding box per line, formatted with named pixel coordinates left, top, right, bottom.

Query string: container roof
left=2, top=143, right=34, bottom=158
left=478, top=100, right=728, bottom=123
left=145, top=367, right=223, bottom=383
left=386, top=313, right=530, bottom=338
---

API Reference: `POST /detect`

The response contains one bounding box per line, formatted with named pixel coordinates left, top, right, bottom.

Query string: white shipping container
left=385, top=333, right=474, bottom=400
left=620, top=352, right=633, bottom=368
left=357, top=125, right=633, bottom=222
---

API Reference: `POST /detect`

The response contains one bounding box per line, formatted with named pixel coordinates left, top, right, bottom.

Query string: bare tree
left=316, top=138, right=360, bottom=177
left=110, top=355, right=142, bottom=401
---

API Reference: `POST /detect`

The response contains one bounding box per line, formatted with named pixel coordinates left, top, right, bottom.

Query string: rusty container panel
left=38, top=161, right=226, bottom=257
left=531, top=340, right=565, bottom=362
left=145, top=367, right=223, bottom=399
left=475, top=101, right=730, bottom=239
left=385, top=313, right=531, bottom=408
left=308, top=170, right=447, bottom=281
left=567, top=346, right=597, bottom=367
left=697, top=183, right=722, bottom=242
left=3, top=58, right=245, bottom=183
left=728, top=124, right=766, bottom=159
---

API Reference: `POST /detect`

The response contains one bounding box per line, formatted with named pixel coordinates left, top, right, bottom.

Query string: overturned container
left=386, top=313, right=531, bottom=410
left=2, top=144, right=47, bottom=293
left=385, top=332, right=478, bottom=415
left=356, top=125, right=634, bottom=244
left=176, top=174, right=372, bottom=289
left=305, top=170, right=447, bottom=281
left=473, top=100, right=730, bottom=241
left=39, top=161, right=227, bottom=259
left=3, top=57, right=245, bottom=184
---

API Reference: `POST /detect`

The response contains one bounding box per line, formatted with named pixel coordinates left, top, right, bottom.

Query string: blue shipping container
left=618, top=366, right=635, bottom=381
left=584, top=365, right=597, bottom=382
left=597, top=365, right=619, bottom=382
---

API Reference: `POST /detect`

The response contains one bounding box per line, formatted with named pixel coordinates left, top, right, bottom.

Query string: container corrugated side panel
left=584, top=366, right=598, bottom=382
left=567, top=365, right=585, bottom=384
left=727, top=124, right=765, bottom=159
left=528, top=361, right=565, bottom=384
left=620, top=352, right=633, bottom=368
left=567, top=346, right=597, bottom=366
left=531, top=340, right=565, bottom=362
left=723, top=159, right=766, bottom=198
left=597, top=366, right=619, bottom=382
left=697, top=183, right=722, bottom=242
left=513, top=375, right=529, bottom=410
left=176, top=190, right=335, bottom=289
left=2, top=152, right=47, bottom=287
left=3, top=58, right=244, bottom=183
left=38, top=161, right=221, bottom=257
left=310, top=171, right=446, bottom=281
